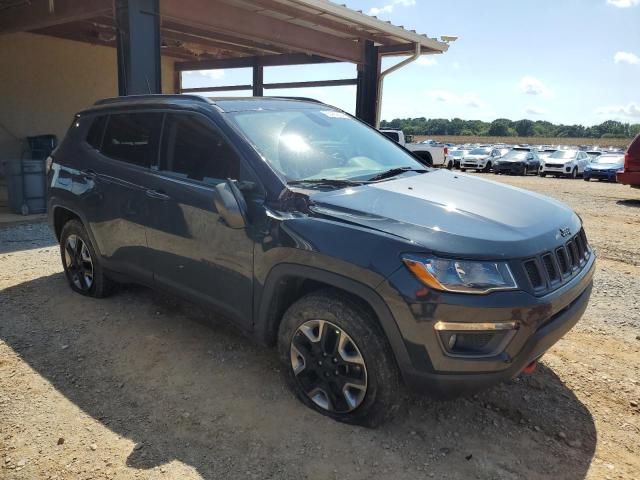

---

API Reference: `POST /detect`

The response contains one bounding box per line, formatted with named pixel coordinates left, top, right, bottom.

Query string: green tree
left=488, top=119, right=513, bottom=136
left=514, top=119, right=534, bottom=137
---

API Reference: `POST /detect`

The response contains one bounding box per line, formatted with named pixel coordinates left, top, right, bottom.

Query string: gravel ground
left=0, top=174, right=639, bottom=480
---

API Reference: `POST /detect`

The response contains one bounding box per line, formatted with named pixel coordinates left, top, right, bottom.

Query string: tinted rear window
left=86, top=115, right=107, bottom=149
left=101, top=113, right=162, bottom=168
left=382, top=131, right=400, bottom=142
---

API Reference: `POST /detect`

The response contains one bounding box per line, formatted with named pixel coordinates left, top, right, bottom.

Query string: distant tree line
left=379, top=118, right=640, bottom=139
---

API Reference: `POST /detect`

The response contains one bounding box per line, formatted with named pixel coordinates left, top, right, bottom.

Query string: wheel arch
left=254, top=263, right=410, bottom=369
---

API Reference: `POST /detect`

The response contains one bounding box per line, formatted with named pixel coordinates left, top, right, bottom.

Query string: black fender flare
left=255, top=263, right=411, bottom=370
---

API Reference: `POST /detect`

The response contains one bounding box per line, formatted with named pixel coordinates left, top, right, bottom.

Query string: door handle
left=145, top=189, right=170, bottom=201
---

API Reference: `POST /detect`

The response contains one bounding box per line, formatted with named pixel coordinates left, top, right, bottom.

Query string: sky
left=181, top=0, right=640, bottom=126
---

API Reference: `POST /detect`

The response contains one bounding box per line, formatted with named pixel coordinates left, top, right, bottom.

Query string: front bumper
left=494, top=162, right=526, bottom=174
left=617, top=171, right=640, bottom=187
left=541, top=165, right=572, bottom=175
left=378, top=253, right=595, bottom=397
left=585, top=170, right=618, bottom=181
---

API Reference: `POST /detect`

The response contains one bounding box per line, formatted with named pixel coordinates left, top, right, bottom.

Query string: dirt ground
left=1, top=174, right=639, bottom=480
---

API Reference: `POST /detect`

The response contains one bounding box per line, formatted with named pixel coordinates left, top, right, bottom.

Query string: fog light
left=435, top=321, right=518, bottom=357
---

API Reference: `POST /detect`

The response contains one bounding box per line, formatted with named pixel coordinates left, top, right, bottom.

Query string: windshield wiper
left=287, top=178, right=366, bottom=188
left=367, top=167, right=427, bottom=182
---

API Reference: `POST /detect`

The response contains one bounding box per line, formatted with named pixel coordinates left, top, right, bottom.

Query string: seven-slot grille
left=523, top=228, right=590, bottom=292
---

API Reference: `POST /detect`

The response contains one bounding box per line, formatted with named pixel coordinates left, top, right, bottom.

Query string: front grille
left=522, top=228, right=591, bottom=294
left=542, top=253, right=559, bottom=282
left=545, top=163, right=563, bottom=168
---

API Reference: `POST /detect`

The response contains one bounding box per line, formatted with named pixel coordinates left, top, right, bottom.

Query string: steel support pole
left=355, top=40, right=380, bottom=127
left=115, top=0, right=162, bottom=95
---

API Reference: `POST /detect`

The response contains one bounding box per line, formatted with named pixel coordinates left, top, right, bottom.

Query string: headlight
left=402, top=255, right=517, bottom=294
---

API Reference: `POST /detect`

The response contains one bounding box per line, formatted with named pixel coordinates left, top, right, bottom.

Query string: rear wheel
left=278, top=289, right=404, bottom=427
left=60, top=220, right=115, bottom=298
left=446, top=159, right=453, bottom=170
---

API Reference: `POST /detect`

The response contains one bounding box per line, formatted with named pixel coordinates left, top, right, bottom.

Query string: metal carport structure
left=0, top=0, right=450, bottom=126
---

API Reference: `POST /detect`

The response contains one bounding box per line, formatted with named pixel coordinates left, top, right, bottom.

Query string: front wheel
left=583, top=177, right=590, bottom=182
left=460, top=168, right=466, bottom=172
left=483, top=161, right=492, bottom=173
left=278, top=289, right=404, bottom=427
left=446, top=159, right=453, bottom=170
left=539, top=172, right=546, bottom=177
left=569, top=167, right=578, bottom=179
left=60, top=220, right=115, bottom=298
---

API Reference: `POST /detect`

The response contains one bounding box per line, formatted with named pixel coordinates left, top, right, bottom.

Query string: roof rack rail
left=267, top=96, right=325, bottom=104
left=94, top=94, right=211, bottom=106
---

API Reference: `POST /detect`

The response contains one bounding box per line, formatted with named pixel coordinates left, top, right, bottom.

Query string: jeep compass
left=47, top=95, right=595, bottom=426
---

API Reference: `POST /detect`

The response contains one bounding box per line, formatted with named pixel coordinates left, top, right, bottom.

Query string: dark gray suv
left=47, top=95, right=595, bottom=426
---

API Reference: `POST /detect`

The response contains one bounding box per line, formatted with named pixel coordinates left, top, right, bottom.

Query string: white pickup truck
left=380, top=129, right=450, bottom=168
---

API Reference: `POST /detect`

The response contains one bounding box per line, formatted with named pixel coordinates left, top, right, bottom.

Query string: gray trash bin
left=2, top=159, right=47, bottom=215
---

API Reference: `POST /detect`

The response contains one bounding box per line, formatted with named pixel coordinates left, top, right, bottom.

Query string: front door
left=145, top=112, right=255, bottom=327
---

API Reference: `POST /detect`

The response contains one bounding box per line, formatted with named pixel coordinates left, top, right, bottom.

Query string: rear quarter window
left=101, top=112, right=163, bottom=168
left=86, top=115, right=108, bottom=150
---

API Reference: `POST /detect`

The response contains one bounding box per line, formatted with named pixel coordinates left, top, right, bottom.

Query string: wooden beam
left=249, top=0, right=397, bottom=46
left=162, top=20, right=288, bottom=55
left=263, top=78, right=357, bottom=90
left=160, top=0, right=364, bottom=63
left=0, top=0, right=112, bottom=34
left=176, top=53, right=340, bottom=72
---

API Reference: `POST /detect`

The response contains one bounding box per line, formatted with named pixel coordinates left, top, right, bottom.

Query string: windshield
left=469, top=148, right=491, bottom=155
left=550, top=150, right=578, bottom=159
left=226, top=109, right=425, bottom=182
left=450, top=150, right=465, bottom=157
left=501, top=150, right=528, bottom=161
left=592, top=155, right=624, bottom=164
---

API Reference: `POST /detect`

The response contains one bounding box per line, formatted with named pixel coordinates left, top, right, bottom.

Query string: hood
left=464, top=154, right=489, bottom=160
left=308, top=170, right=580, bottom=259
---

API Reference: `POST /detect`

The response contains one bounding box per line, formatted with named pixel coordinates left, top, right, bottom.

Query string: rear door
left=81, top=111, right=162, bottom=283
left=145, top=112, right=256, bottom=326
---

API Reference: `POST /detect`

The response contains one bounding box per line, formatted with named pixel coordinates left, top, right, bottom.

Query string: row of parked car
left=444, top=143, right=626, bottom=181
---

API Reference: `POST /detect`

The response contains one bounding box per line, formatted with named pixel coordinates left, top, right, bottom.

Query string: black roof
left=86, top=94, right=328, bottom=114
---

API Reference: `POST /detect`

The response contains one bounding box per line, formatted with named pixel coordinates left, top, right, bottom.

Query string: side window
left=86, top=115, right=107, bottom=150
left=159, top=113, right=239, bottom=185
left=101, top=112, right=162, bottom=168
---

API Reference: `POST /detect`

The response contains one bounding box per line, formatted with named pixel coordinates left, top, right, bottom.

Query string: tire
left=483, top=161, right=492, bottom=173
left=583, top=177, right=590, bottom=182
left=60, top=220, right=115, bottom=298
left=278, top=289, right=404, bottom=427
left=569, top=167, right=578, bottom=179
left=460, top=168, right=466, bottom=172
left=539, top=172, right=546, bottom=177
left=446, top=160, right=453, bottom=170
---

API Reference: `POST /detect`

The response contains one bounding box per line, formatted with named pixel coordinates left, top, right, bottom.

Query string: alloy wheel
left=64, top=234, right=94, bottom=291
left=290, top=319, right=368, bottom=413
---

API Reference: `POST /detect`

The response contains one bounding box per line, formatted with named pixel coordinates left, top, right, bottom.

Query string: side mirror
left=212, top=179, right=247, bottom=229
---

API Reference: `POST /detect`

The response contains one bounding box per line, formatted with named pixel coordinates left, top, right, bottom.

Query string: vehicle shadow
left=0, top=273, right=597, bottom=480
left=616, top=199, right=640, bottom=208
left=0, top=221, right=56, bottom=254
